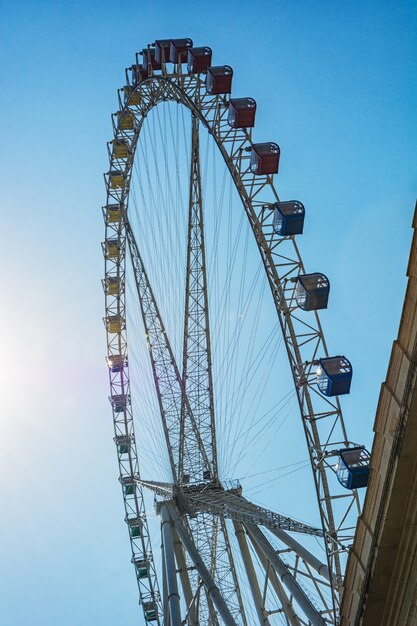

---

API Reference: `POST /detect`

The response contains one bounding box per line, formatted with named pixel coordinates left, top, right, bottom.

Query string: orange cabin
left=228, top=98, right=256, bottom=128
left=206, top=66, right=233, bottom=95
left=250, top=143, right=280, bottom=175
left=187, top=47, right=212, bottom=74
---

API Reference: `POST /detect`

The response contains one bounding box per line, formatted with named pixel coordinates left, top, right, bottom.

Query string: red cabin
left=228, top=98, right=256, bottom=128
left=141, top=48, right=162, bottom=71
left=187, top=47, right=212, bottom=74
left=250, top=143, right=280, bottom=175
left=206, top=66, right=233, bottom=95
left=169, top=38, right=193, bottom=63
left=155, top=40, right=172, bottom=64
left=130, top=64, right=147, bottom=85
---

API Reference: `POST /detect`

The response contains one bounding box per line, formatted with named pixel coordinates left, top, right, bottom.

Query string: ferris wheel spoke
left=181, top=113, right=218, bottom=483
left=125, top=220, right=212, bottom=482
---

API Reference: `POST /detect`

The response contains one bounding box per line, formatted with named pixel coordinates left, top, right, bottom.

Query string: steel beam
left=172, top=527, right=197, bottom=626
left=167, top=503, right=238, bottom=626
left=246, top=524, right=327, bottom=626
left=160, top=504, right=182, bottom=626
left=247, top=530, right=302, bottom=626
left=233, top=521, right=270, bottom=625
left=182, top=488, right=323, bottom=536
left=269, top=526, right=334, bottom=582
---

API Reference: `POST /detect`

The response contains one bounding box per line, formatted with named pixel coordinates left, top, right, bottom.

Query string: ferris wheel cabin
left=105, top=314, right=124, bottom=334
left=130, top=64, right=147, bottom=85
left=187, top=47, right=212, bottom=74
left=155, top=40, right=172, bottom=64
left=117, top=111, right=135, bottom=131
left=169, top=38, right=193, bottom=63
left=336, top=446, right=371, bottom=489
left=206, top=66, right=233, bottom=95
left=115, top=435, right=131, bottom=455
left=110, top=393, right=130, bottom=413
left=104, top=204, right=121, bottom=223
left=104, top=276, right=120, bottom=296
left=141, top=48, right=162, bottom=72
left=108, top=170, right=125, bottom=189
left=250, top=143, right=280, bottom=175
left=122, top=85, right=141, bottom=106
left=121, top=475, right=135, bottom=495
left=103, top=238, right=120, bottom=259
left=273, top=201, right=305, bottom=236
left=132, top=557, right=150, bottom=579
left=127, top=516, right=143, bottom=538
left=295, top=273, right=330, bottom=311
left=228, top=98, right=257, bottom=128
left=317, top=356, right=352, bottom=396
left=107, top=354, right=126, bottom=373
left=143, top=601, right=157, bottom=622
left=112, top=138, right=130, bottom=159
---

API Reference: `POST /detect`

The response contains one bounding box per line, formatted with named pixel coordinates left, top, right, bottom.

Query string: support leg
left=160, top=504, right=182, bottom=626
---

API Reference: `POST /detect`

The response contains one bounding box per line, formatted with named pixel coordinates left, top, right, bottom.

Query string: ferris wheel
left=102, top=38, right=371, bottom=626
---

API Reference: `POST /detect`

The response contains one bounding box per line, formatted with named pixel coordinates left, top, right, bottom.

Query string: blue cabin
left=317, top=356, right=352, bottom=396
left=337, top=447, right=371, bottom=489
left=273, top=201, right=305, bottom=236
left=296, top=273, right=329, bottom=311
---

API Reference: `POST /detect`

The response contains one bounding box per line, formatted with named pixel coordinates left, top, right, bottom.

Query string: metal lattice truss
left=103, top=46, right=362, bottom=625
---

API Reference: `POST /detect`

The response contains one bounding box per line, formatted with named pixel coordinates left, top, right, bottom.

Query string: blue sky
left=0, top=1, right=416, bottom=624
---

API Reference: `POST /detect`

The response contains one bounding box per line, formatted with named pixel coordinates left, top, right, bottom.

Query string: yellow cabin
left=105, top=239, right=119, bottom=259
left=113, top=139, right=130, bottom=159
left=117, top=111, right=135, bottom=130
left=106, top=315, right=124, bottom=334
left=106, top=204, right=121, bottom=223
left=106, top=276, right=120, bottom=295
left=109, top=170, right=125, bottom=189
left=123, top=86, right=141, bottom=106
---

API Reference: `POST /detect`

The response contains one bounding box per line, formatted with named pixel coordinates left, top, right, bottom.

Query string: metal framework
left=102, top=42, right=364, bottom=625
